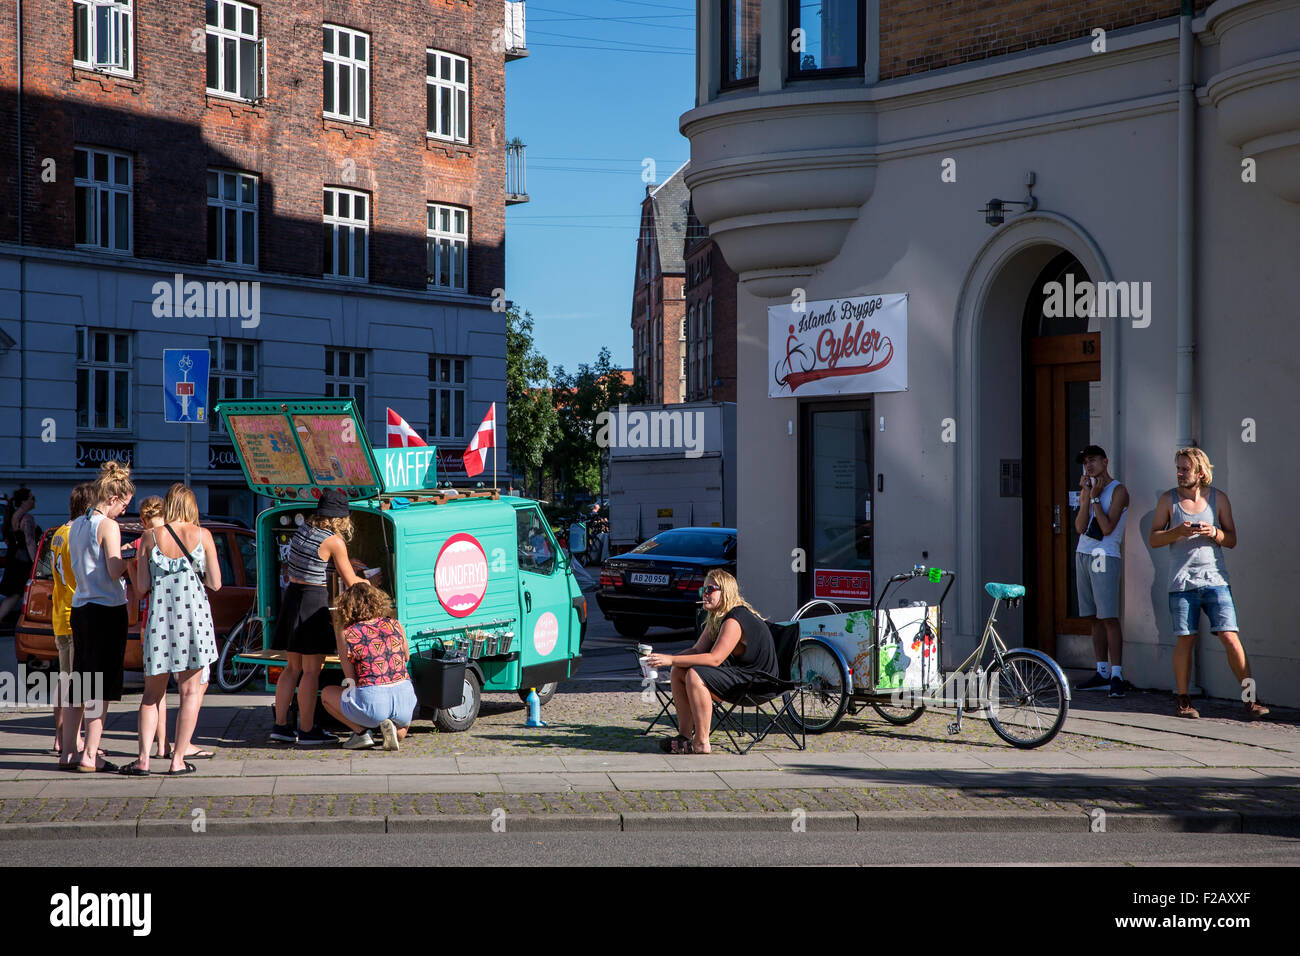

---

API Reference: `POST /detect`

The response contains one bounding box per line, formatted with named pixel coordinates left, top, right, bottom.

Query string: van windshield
left=632, top=531, right=734, bottom=558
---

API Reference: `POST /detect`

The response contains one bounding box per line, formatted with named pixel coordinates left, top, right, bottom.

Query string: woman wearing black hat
left=270, top=489, right=362, bottom=745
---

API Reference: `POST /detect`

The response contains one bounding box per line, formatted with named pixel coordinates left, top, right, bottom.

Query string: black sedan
left=595, top=527, right=737, bottom=639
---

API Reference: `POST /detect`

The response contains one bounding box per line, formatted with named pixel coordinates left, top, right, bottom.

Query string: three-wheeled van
left=214, top=398, right=587, bottom=732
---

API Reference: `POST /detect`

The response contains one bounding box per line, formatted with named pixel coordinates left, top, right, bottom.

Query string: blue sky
left=504, top=0, right=695, bottom=377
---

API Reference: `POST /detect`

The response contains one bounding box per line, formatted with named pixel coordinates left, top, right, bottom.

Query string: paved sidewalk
left=1, top=677, right=1297, bottom=835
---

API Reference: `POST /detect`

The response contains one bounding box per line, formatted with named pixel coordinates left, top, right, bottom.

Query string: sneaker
left=296, top=726, right=339, bottom=746
left=1108, top=676, right=1125, bottom=698
left=342, top=731, right=375, bottom=750
left=1176, top=695, right=1199, bottom=719
left=268, top=723, right=297, bottom=744
left=378, top=718, right=399, bottom=752
left=1076, top=672, right=1110, bottom=691
left=1244, top=701, right=1270, bottom=720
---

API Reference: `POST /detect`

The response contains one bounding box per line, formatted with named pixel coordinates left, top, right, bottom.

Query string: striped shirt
left=285, top=525, right=334, bottom=585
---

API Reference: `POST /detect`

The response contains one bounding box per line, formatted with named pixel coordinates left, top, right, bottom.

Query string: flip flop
left=658, top=735, right=689, bottom=754
left=118, top=761, right=151, bottom=777
left=167, top=762, right=197, bottom=776
left=167, top=747, right=215, bottom=759
left=76, top=759, right=120, bottom=774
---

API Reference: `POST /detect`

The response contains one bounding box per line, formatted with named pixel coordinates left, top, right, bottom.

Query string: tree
left=505, top=306, right=559, bottom=494
left=550, top=347, right=632, bottom=501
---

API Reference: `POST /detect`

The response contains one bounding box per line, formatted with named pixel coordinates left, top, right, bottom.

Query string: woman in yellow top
left=50, top=483, right=94, bottom=759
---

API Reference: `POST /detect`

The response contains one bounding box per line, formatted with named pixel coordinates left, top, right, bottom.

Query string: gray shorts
left=1076, top=550, right=1121, bottom=620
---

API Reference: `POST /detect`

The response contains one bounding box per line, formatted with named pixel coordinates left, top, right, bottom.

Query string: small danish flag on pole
left=386, top=408, right=428, bottom=448
left=463, top=402, right=496, bottom=480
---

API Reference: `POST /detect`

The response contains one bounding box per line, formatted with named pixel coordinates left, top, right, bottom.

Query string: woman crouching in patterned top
left=321, top=582, right=416, bottom=752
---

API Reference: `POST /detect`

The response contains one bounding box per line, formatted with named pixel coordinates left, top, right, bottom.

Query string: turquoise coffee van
left=214, top=398, right=587, bottom=732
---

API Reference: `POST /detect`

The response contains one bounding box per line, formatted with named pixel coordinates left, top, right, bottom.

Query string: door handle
left=1052, top=504, right=1062, bottom=535
left=525, top=591, right=532, bottom=613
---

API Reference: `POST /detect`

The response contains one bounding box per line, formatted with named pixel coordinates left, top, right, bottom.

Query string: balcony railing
left=506, top=140, right=528, bottom=204
left=505, top=1, right=527, bottom=60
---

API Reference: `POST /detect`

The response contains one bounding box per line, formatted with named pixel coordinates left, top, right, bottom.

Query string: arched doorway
left=1021, top=252, right=1098, bottom=661
left=953, top=211, right=1115, bottom=662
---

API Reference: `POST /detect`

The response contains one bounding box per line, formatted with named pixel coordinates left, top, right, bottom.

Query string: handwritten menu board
left=291, top=414, right=377, bottom=487
left=227, top=415, right=310, bottom=487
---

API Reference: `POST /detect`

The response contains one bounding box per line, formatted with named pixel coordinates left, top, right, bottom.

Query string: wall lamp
left=981, top=172, right=1038, bottom=226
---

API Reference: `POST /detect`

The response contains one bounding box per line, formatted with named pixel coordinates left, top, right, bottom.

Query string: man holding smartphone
left=1073, top=445, right=1130, bottom=697
left=1148, top=447, right=1268, bottom=720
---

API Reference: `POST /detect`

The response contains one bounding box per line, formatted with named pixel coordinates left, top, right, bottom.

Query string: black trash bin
left=410, top=648, right=468, bottom=709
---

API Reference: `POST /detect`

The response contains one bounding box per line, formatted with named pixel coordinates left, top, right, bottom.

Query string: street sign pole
left=163, top=348, right=210, bottom=494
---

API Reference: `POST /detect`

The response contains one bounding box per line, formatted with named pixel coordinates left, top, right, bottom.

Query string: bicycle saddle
left=984, top=582, right=1026, bottom=599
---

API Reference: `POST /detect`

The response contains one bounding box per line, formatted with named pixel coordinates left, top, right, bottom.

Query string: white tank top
left=69, top=512, right=127, bottom=607
left=1075, top=477, right=1127, bottom=559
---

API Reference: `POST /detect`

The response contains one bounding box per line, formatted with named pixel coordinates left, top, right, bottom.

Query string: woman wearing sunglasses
left=646, top=569, right=776, bottom=754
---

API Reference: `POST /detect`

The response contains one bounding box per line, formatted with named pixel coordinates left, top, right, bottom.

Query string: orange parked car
left=14, top=519, right=257, bottom=672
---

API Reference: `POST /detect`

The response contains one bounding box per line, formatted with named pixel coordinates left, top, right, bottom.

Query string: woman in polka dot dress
left=121, top=483, right=222, bottom=776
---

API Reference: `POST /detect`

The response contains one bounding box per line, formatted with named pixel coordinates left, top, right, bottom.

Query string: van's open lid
left=215, top=398, right=384, bottom=502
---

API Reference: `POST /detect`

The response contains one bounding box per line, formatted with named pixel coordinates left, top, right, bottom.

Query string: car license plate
left=630, top=572, right=669, bottom=586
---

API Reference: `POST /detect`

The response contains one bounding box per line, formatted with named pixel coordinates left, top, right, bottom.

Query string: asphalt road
left=572, top=565, right=696, bottom=680
left=5, top=832, right=1300, bottom=866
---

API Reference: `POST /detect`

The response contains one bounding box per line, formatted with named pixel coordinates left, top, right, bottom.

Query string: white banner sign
left=768, top=293, right=908, bottom=398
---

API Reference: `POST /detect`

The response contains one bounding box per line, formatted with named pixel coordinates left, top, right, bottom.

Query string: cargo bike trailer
left=211, top=398, right=588, bottom=733
left=789, top=566, right=1071, bottom=749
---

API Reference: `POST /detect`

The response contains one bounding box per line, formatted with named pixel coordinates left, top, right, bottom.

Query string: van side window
left=517, top=509, right=555, bottom=575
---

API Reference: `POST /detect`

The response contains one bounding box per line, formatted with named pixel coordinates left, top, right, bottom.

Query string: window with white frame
left=426, top=50, right=469, bottom=143
left=76, top=328, right=132, bottom=431
left=207, top=169, right=257, bottom=267
left=325, top=349, right=367, bottom=418
left=74, top=0, right=132, bottom=74
left=323, top=187, right=368, bottom=280
left=428, top=356, right=467, bottom=441
left=74, top=146, right=131, bottom=253
left=208, top=338, right=258, bottom=433
left=206, top=0, right=264, bottom=101
left=426, top=203, right=469, bottom=291
left=323, top=24, right=369, bottom=124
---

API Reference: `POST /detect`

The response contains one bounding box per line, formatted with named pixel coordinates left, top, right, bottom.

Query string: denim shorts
left=1169, top=586, right=1238, bottom=635
left=340, top=679, right=417, bottom=729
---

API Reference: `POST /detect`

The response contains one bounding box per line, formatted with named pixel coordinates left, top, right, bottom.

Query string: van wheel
left=517, top=683, right=557, bottom=707
left=613, top=618, right=648, bottom=639
left=435, top=671, right=482, bottom=732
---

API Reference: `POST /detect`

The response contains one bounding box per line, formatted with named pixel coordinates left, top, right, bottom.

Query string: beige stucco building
left=681, top=1, right=1300, bottom=705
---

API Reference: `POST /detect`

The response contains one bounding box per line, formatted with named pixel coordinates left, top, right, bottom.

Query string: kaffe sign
left=768, top=293, right=907, bottom=398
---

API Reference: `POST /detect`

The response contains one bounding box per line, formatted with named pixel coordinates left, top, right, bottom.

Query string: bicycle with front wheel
left=791, top=567, right=1071, bottom=749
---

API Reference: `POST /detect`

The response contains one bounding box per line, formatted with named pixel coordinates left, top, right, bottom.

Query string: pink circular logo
left=533, top=611, right=559, bottom=656
left=435, top=533, right=489, bottom=618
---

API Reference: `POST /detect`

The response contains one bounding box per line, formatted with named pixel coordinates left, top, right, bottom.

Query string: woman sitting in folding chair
left=646, top=570, right=776, bottom=754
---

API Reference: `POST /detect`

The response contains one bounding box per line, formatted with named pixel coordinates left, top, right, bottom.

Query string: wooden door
left=1029, top=333, right=1100, bottom=658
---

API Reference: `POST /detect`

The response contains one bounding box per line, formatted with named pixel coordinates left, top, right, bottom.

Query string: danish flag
left=386, top=408, right=428, bottom=448
left=462, top=402, right=496, bottom=478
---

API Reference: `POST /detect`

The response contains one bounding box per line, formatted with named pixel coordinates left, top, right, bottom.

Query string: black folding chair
left=708, top=620, right=807, bottom=755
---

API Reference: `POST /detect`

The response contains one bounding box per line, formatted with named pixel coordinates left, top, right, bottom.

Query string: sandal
left=659, top=735, right=690, bottom=754
left=686, top=739, right=711, bottom=755
left=118, top=761, right=151, bottom=777
left=167, top=746, right=215, bottom=759
left=167, top=762, right=197, bottom=776
left=76, top=759, right=120, bottom=774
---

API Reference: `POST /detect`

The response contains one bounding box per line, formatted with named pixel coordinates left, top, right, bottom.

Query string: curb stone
left=1100, top=812, right=1241, bottom=833
left=619, top=811, right=858, bottom=832
left=1239, top=812, right=1300, bottom=836
left=136, top=817, right=387, bottom=836
left=387, top=813, right=622, bottom=833
left=855, top=811, right=1090, bottom=832
left=0, top=821, right=137, bottom=840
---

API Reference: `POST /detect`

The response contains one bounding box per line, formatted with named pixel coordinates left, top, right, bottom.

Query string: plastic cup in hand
left=637, top=643, right=653, bottom=658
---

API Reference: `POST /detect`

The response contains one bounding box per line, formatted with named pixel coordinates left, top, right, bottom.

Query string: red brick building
left=683, top=199, right=736, bottom=403
left=630, top=162, right=738, bottom=405
left=0, top=0, right=529, bottom=524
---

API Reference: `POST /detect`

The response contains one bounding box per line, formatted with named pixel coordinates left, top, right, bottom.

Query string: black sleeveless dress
left=691, top=606, right=777, bottom=698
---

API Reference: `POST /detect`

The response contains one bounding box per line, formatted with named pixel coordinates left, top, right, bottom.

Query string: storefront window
left=722, top=0, right=761, bottom=87
left=801, top=402, right=873, bottom=606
